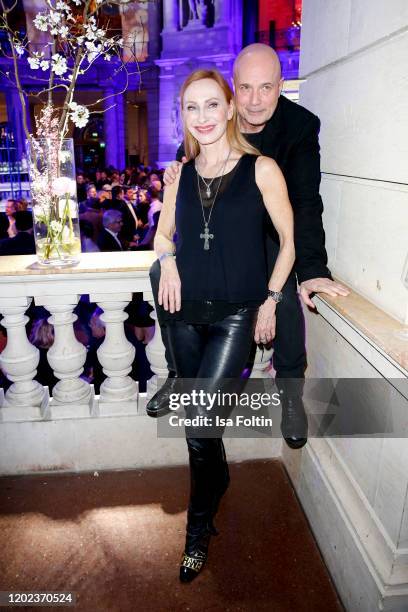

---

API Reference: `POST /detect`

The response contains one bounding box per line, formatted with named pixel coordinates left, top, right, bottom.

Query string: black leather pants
left=166, top=307, right=259, bottom=547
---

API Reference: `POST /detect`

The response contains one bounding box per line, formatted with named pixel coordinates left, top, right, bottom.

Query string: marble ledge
left=0, top=252, right=157, bottom=277
left=315, top=282, right=408, bottom=373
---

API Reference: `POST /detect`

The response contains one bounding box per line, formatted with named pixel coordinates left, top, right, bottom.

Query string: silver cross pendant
left=200, top=223, right=214, bottom=250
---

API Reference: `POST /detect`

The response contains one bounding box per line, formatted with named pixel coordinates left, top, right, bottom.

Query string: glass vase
left=27, top=138, right=81, bottom=267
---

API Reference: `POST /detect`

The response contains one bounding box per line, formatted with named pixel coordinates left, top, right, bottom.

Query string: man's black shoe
left=146, top=373, right=178, bottom=418
left=280, top=394, right=308, bottom=450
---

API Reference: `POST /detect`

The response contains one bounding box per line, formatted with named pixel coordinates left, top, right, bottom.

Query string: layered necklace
left=195, top=149, right=231, bottom=251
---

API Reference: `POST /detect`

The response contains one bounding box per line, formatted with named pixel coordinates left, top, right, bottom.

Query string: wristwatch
left=267, top=289, right=283, bottom=303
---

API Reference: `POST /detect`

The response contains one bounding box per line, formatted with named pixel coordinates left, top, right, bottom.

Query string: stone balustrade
left=0, top=252, right=271, bottom=423
left=0, top=252, right=159, bottom=421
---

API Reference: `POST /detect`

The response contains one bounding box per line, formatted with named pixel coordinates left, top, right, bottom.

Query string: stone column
left=144, top=293, right=168, bottom=399
left=163, top=0, right=179, bottom=31
left=39, top=296, right=92, bottom=418
left=214, top=0, right=230, bottom=25
left=103, top=89, right=126, bottom=170
left=148, top=0, right=161, bottom=59
left=5, top=88, right=27, bottom=161
left=0, top=297, right=46, bottom=421
left=91, top=293, right=138, bottom=415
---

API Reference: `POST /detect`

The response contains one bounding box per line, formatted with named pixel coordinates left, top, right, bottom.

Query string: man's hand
left=299, top=278, right=350, bottom=308
left=163, top=157, right=187, bottom=186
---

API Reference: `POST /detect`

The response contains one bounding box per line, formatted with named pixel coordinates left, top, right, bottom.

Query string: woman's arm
left=254, top=156, right=295, bottom=344
left=154, top=171, right=182, bottom=313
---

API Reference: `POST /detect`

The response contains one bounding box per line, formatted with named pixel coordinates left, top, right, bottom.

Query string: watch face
left=268, top=290, right=282, bottom=302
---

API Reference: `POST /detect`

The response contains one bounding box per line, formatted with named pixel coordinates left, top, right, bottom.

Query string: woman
left=154, top=69, right=295, bottom=582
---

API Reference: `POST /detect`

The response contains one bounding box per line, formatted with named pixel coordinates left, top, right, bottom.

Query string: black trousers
left=149, top=253, right=306, bottom=379
left=166, top=307, right=259, bottom=544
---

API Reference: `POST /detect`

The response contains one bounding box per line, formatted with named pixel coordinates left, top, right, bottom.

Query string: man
left=79, top=198, right=103, bottom=243
left=97, top=209, right=124, bottom=252
left=110, top=185, right=139, bottom=246
left=0, top=210, right=35, bottom=255
left=76, top=173, right=87, bottom=203
left=5, top=198, right=17, bottom=237
left=79, top=184, right=99, bottom=214
left=147, top=44, right=348, bottom=447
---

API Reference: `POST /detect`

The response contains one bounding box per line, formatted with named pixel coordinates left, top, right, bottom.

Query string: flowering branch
left=0, top=0, right=151, bottom=140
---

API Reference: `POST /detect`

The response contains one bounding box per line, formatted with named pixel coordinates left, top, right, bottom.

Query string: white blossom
left=33, top=14, right=49, bottom=32
left=56, top=1, right=70, bottom=10
left=85, top=40, right=102, bottom=63
left=58, top=150, right=71, bottom=163
left=68, top=102, right=89, bottom=128
left=72, top=0, right=81, bottom=5
left=14, top=44, right=25, bottom=56
left=59, top=26, right=69, bottom=39
left=51, top=53, right=68, bottom=76
left=28, top=57, right=40, bottom=70
left=49, top=11, right=62, bottom=25
left=52, top=176, right=76, bottom=197
left=50, top=220, right=63, bottom=234
left=40, top=60, right=50, bottom=71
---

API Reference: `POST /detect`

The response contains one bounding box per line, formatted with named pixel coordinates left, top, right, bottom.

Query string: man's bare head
left=233, top=44, right=283, bottom=133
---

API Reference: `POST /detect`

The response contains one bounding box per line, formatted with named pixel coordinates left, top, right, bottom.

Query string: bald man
left=147, top=44, right=348, bottom=447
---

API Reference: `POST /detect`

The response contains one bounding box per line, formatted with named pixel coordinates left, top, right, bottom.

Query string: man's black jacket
left=177, top=95, right=331, bottom=284
left=0, top=232, right=35, bottom=256
left=97, top=228, right=123, bottom=252
left=109, top=199, right=138, bottom=244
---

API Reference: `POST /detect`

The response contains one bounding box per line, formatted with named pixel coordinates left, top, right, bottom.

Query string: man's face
left=234, top=57, right=283, bottom=133
left=88, top=186, right=97, bottom=199
left=6, top=200, right=16, bottom=216
left=126, top=189, right=135, bottom=201
left=108, top=217, right=123, bottom=233
left=151, top=179, right=162, bottom=192
left=77, top=175, right=84, bottom=184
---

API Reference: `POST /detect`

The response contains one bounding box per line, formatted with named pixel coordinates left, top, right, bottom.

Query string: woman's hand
left=254, top=299, right=277, bottom=345
left=158, top=258, right=181, bottom=313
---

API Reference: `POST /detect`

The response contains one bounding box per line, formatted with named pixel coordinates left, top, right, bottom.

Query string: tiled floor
left=0, top=459, right=344, bottom=612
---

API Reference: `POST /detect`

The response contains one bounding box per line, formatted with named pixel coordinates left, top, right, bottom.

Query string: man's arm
left=285, top=114, right=349, bottom=306
left=285, top=114, right=330, bottom=283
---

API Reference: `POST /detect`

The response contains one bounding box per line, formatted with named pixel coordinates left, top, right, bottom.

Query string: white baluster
left=91, top=293, right=138, bottom=415
left=250, top=346, right=274, bottom=378
left=144, top=293, right=169, bottom=400
left=39, top=296, right=92, bottom=418
left=0, top=297, right=47, bottom=421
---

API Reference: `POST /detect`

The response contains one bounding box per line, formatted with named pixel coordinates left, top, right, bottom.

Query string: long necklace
left=196, top=149, right=231, bottom=251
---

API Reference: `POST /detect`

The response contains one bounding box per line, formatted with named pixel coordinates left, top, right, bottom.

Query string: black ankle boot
left=179, top=522, right=217, bottom=583
left=146, top=372, right=178, bottom=418
left=277, top=379, right=308, bottom=449
left=280, top=394, right=308, bottom=449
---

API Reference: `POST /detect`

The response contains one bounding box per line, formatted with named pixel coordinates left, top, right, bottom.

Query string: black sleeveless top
left=162, top=154, right=269, bottom=324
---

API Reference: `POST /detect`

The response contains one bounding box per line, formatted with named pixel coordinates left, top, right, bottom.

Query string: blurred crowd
left=0, top=164, right=164, bottom=256
left=0, top=164, right=164, bottom=394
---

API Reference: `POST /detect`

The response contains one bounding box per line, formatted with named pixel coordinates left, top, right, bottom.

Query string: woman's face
left=182, top=78, right=233, bottom=147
